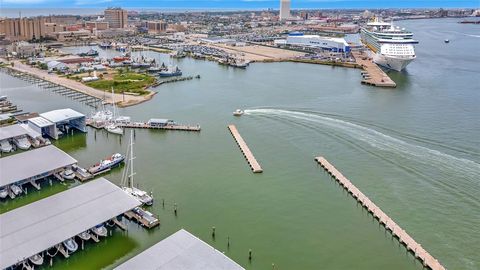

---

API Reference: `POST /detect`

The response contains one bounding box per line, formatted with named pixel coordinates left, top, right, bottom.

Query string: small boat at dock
left=63, top=238, right=78, bottom=253
left=78, top=49, right=99, bottom=57
left=13, top=136, right=31, bottom=150
left=91, top=224, right=108, bottom=237
left=0, top=188, right=8, bottom=199
left=233, top=109, right=244, bottom=116
left=28, top=253, right=44, bottom=266
left=10, top=184, right=22, bottom=196
left=159, top=66, right=182, bottom=77
left=62, top=168, right=76, bottom=180
left=77, top=230, right=91, bottom=241
left=88, top=153, right=125, bottom=174
left=0, top=139, right=13, bottom=153
left=132, top=207, right=159, bottom=227
left=105, top=123, right=123, bottom=135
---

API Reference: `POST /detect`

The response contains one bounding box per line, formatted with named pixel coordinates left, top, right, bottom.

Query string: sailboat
left=105, top=87, right=123, bottom=135
left=121, top=130, right=153, bottom=206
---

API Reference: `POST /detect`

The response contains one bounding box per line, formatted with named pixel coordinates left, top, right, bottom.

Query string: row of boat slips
left=0, top=145, right=76, bottom=189
left=0, top=178, right=141, bottom=270
left=115, top=229, right=245, bottom=270
left=0, top=124, right=47, bottom=153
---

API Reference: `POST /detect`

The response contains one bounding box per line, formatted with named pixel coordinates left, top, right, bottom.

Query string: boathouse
left=27, top=108, right=86, bottom=139
left=0, top=178, right=141, bottom=269
left=0, top=145, right=77, bottom=190
left=115, top=229, right=245, bottom=270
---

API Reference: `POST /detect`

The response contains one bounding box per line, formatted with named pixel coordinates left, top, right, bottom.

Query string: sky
left=0, top=0, right=478, bottom=9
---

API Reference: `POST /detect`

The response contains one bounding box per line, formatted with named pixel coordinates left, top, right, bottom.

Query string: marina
left=86, top=118, right=201, bottom=132
left=315, top=156, right=446, bottom=270
left=0, top=178, right=140, bottom=270
left=228, top=124, right=263, bottom=173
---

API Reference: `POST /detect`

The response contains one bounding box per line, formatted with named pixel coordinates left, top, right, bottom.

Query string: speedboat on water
left=91, top=224, right=108, bottom=237
left=77, top=230, right=91, bottom=241
left=105, top=123, right=123, bottom=135
left=88, top=153, right=125, bottom=174
left=63, top=238, right=78, bottom=253
left=29, top=253, right=44, bottom=266
left=62, top=169, right=76, bottom=180
left=233, top=109, right=244, bottom=116
left=0, top=188, right=8, bottom=199
left=444, top=39, right=450, bottom=43
left=13, top=136, right=31, bottom=150
left=0, top=139, right=13, bottom=153
left=10, top=184, right=22, bottom=196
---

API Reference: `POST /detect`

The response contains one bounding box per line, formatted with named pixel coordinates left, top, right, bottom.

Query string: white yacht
left=13, top=136, right=31, bottom=150
left=233, top=109, right=244, bottom=116
left=104, top=88, right=124, bottom=135
left=63, top=238, right=78, bottom=253
left=0, top=139, right=13, bottom=153
left=121, top=130, right=154, bottom=206
left=77, top=230, right=91, bottom=241
left=360, top=17, right=418, bottom=71
left=62, top=169, right=76, bottom=180
left=0, top=188, right=8, bottom=199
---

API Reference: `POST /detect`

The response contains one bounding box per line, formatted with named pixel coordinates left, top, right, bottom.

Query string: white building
left=284, top=33, right=351, bottom=53
left=279, top=0, right=291, bottom=21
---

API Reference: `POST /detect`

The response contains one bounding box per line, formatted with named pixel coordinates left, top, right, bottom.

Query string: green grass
left=85, top=72, right=156, bottom=95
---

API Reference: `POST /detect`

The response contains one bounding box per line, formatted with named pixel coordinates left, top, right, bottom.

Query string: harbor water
left=1, top=18, right=479, bottom=270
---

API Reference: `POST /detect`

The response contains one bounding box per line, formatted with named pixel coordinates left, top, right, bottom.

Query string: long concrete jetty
left=315, top=156, right=445, bottom=270
left=351, top=50, right=396, bottom=88
left=228, top=125, right=262, bottom=173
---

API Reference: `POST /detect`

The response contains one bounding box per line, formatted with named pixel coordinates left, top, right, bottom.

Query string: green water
left=1, top=18, right=479, bottom=270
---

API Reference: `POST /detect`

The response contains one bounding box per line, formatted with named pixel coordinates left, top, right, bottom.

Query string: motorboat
left=88, top=153, right=125, bottom=174
left=132, top=207, right=159, bottom=226
left=159, top=66, right=182, bottom=77
left=91, top=224, right=108, bottom=237
left=77, top=230, right=91, bottom=241
left=13, top=136, right=31, bottom=150
left=105, top=123, right=123, bottom=135
left=121, top=130, right=154, bottom=206
left=444, top=39, right=450, bottom=43
left=29, top=253, right=44, bottom=266
left=10, top=184, right=22, bottom=196
left=233, top=109, right=244, bottom=116
left=62, top=169, right=76, bottom=180
left=123, top=186, right=153, bottom=206
left=0, top=188, right=8, bottom=199
left=63, top=238, right=78, bottom=253
left=0, top=139, right=13, bottom=153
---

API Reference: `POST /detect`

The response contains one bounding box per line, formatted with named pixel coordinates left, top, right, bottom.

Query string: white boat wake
left=245, top=108, right=480, bottom=187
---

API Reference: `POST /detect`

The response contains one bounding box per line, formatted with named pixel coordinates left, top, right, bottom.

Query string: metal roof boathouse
left=0, top=178, right=141, bottom=269
left=115, top=229, right=245, bottom=270
left=0, top=145, right=77, bottom=189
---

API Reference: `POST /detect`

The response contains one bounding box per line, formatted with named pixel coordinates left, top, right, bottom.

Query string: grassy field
left=85, top=72, right=156, bottom=95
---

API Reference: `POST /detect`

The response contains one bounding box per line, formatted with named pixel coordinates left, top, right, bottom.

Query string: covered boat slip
left=0, top=124, right=29, bottom=141
left=0, top=145, right=77, bottom=188
left=115, top=229, right=245, bottom=270
left=0, top=178, right=141, bottom=269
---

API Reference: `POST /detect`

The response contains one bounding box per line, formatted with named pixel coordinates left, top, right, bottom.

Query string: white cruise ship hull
left=373, top=53, right=415, bottom=72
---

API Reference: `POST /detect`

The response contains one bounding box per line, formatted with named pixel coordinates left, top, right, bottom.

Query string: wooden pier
left=351, top=50, right=396, bottom=88
left=315, top=156, right=446, bottom=270
left=117, top=122, right=201, bottom=132
left=228, top=125, right=263, bottom=173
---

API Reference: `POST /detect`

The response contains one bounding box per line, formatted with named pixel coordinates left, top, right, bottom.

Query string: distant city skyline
left=1, top=0, right=478, bottom=9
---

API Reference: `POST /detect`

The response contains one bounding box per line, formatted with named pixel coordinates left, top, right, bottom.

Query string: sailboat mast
left=111, top=87, right=116, bottom=119
left=129, top=130, right=136, bottom=188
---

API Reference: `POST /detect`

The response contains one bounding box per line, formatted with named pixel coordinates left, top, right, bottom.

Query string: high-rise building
left=147, top=21, right=168, bottom=34
left=104, top=8, right=128, bottom=29
left=0, top=17, right=47, bottom=41
left=279, top=0, right=291, bottom=21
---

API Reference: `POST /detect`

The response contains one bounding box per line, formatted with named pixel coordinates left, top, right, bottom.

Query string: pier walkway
left=118, top=122, right=201, bottom=132
left=228, top=125, right=262, bottom=173
left=315, top=156, right=445, bottom=270
left=351, top=50, right=396, bottom=88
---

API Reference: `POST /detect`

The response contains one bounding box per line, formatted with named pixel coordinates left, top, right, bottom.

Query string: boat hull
left=373, top=53, right=415, bottom=72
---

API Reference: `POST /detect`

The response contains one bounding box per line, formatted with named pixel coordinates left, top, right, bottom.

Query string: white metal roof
left=0, top=124, right=28, bottom=141
left=0, top=145, right=77, bottom=187
left=115, top=229, right=245, bottom=270
left=19, top=124, right=42, bottom=139
left=0, top=178, right=141, bottom=269
left=28, top=116, right=54, bottom=128
left=40, top=108, right=85, bottom=124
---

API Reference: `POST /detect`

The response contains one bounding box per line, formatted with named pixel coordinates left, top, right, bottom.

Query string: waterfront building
left=104, top=8, right=128, bottom=29
left=0, top=17, right=47, bottom=41
left=279, top=0, right=291, bottom=21
left=281, top=33, right=350, bottom=53
left=146, top=21, right=168, bottom=34
left=85, top=21, right=109, bottom=31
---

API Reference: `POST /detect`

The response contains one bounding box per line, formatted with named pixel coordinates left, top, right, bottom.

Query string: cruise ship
left=360, top=18, right=418, bottom=71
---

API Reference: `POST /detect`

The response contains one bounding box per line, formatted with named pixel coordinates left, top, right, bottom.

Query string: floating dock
left=351, top=51, right=396, bottom=88
left=228, top=125, right=262, bottom=173
left=124, top=207, right=160, bottom=229
left=315, top=156, right=445, bottom=270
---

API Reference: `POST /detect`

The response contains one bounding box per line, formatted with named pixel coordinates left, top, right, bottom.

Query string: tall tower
left=279, top=0, right=291, bottom=21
